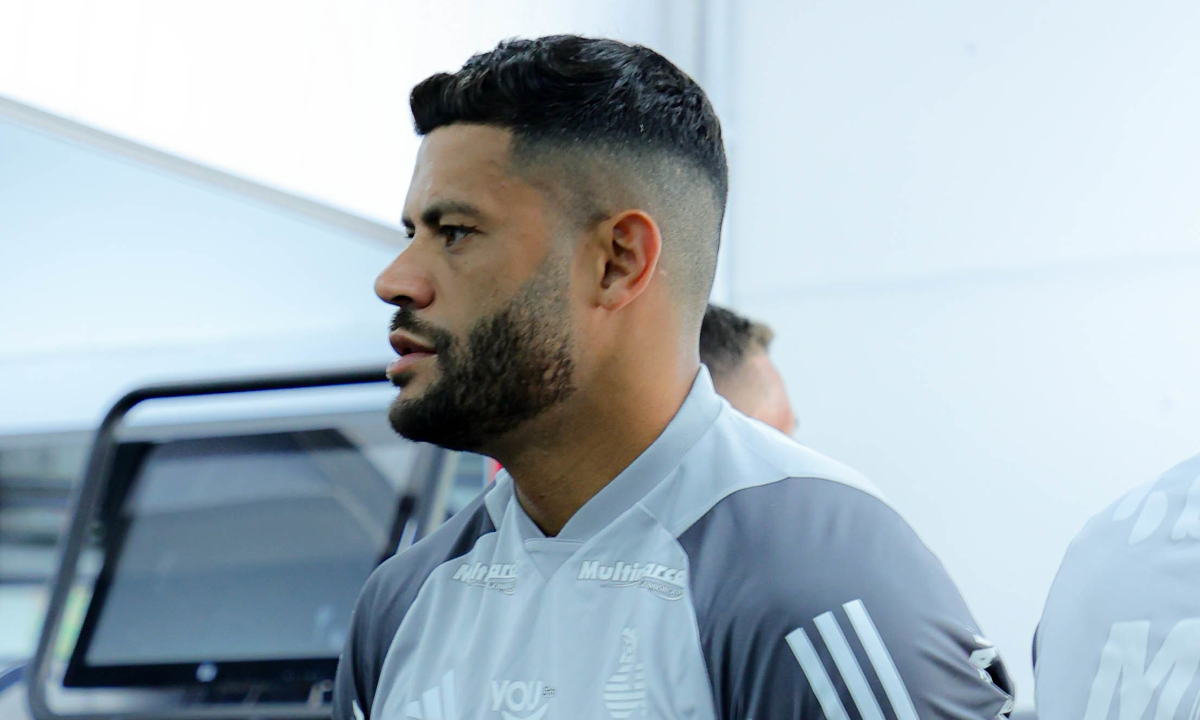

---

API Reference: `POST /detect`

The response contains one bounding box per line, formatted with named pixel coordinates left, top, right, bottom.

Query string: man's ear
left=590, top=209, right=662, bottom=311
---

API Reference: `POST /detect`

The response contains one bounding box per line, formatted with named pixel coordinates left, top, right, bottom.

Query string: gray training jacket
left=1035, top=451, right=1200, bottom=719
left=333, top=368, right=1014, bottom=720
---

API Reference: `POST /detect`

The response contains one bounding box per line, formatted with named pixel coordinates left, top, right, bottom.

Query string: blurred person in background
left=334, top=34, right=1013, bottom=719
left=700, top=303, right=797, bottom=437
left=1034, top=452, right=1200, bottom=719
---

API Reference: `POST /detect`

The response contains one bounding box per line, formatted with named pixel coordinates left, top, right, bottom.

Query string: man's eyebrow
left=402, top=200, right=485, bottom=229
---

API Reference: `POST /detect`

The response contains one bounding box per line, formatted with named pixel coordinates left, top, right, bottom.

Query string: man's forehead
left=404, top=125, right=519, bottom=214
left=419, top=124, right=514, bottom=168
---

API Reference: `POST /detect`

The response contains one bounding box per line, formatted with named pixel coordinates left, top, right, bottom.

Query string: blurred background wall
left=3, top=0, right=1200, bottom=706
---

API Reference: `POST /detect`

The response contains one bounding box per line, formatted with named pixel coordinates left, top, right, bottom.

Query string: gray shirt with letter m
left=1036, top=452, right=1200, bottom=719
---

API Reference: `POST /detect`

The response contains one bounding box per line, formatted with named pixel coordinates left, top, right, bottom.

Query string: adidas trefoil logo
left=405, top=670, right=457, bottom=720
left=403, top=671, right=555, bottom=720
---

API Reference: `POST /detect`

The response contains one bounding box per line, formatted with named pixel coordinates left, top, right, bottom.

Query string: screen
left=79, top=430, right=397, bottom=668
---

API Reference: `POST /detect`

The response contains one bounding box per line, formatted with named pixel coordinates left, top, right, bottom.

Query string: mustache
left=390, top=309, right=455, bottom=353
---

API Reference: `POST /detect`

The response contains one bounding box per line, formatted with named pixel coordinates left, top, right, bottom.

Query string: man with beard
left=700, top=304, right=797, bottom=437
left=333, top=35, right=1013, bottom=720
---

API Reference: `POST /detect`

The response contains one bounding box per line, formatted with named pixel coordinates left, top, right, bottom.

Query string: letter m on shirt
left=1084, top=618, right=1200, bottom=720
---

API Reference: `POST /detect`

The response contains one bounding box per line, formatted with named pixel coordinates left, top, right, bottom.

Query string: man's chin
left=388, top=405, right=483, bottom=453
left=387, top=380, right=471, bottom=450
left=387, top=397, right=430, bottom=442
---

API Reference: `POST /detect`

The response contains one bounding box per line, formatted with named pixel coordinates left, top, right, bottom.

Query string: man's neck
left=492, top=362, right=699, bottom=536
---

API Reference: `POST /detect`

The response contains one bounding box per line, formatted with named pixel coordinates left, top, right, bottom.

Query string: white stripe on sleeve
left=844, top=599, right=919, bottom=720
left=814, top=611, right=886, bottom=720
left=786, top=627, right=851, bottom=720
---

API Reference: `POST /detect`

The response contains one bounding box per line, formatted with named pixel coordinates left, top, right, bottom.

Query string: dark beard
left=386, top=269, right=577, bottom=452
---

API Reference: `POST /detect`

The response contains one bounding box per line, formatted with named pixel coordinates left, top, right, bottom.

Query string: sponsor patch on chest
left=577, top=559, right=686, bottom=601
left=452, top=562, right=518, bottom=594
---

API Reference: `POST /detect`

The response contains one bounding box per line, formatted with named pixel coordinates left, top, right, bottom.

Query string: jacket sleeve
left=331, top=567, right=383, bottom=720
left=678, top=477, right=1015, bottom=719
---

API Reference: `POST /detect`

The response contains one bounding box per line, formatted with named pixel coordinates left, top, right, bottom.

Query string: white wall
left=727, top=1, right=1200, bottom=704
left=0, top=106, right=401, bottom=434
left=0, top=0, right=704, bottom=225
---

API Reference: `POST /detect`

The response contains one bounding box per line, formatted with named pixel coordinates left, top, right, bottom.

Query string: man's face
left=715, top=352, right=797, bottom=437
left=375, top=124, right=579, bottom=452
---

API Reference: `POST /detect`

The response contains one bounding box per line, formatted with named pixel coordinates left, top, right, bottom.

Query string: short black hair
left=409, top=35, right=728, bottom=314
left=700, top=304, right=774, bottom=383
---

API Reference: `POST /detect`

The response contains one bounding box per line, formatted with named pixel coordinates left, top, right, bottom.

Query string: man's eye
left=440, top=225, right=476, bottom=246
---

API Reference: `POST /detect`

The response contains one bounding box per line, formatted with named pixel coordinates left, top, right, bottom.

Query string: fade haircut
left=700, top=304, right=774, bottom=383
left=409, top=35, right=728, bottom=317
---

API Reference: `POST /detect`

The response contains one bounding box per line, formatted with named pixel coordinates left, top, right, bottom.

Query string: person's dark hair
left=700, top=304, right=774, bottom=383
left=409, top=35, right=728, bottom=316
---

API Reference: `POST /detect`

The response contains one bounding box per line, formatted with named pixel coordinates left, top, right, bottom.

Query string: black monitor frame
left=27, top=368, right=448, bottom=720
left=62, top=429, right=391, bottom=690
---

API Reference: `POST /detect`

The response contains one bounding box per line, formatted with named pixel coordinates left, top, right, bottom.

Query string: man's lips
left=387, top=352, right=435, bottom=378
left=387, top=331, right=437, bottom=380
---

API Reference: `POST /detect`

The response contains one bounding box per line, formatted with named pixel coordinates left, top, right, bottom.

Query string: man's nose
left=375, top=246, right=434, bottom=311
